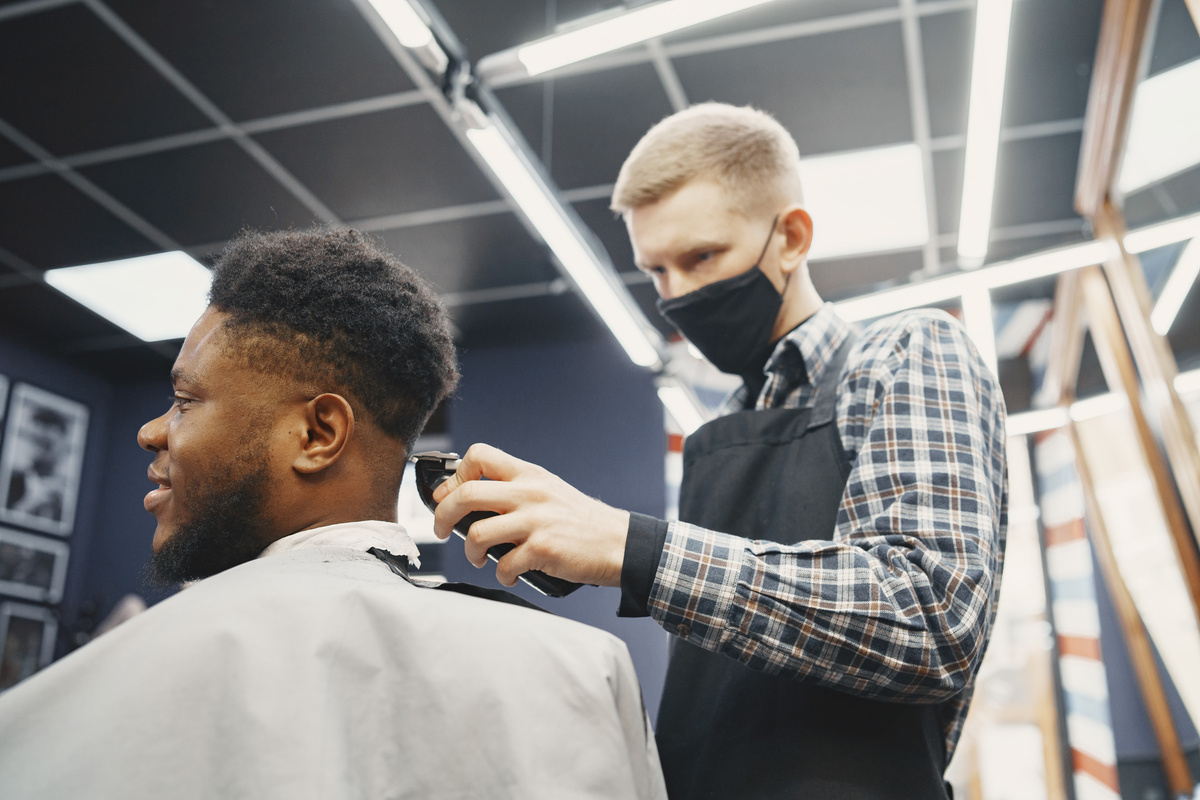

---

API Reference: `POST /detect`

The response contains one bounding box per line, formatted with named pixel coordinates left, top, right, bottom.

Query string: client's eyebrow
left=170, top=368, right=200, bottom=388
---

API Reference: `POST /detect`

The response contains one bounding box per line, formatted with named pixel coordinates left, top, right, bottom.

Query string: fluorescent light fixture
left=1069, top=392, right=1127, bottom=422
left=44, top=252, right=211, bottom=342
left=1124, top=211, right=1200, bottom=254
left=364, top=0, right=432, bottom=47
left=510, top=0, right=775, bottom=77
left=961, top=287, right=998, bottom=376
left=1175, top=367, right=1200, bottom=397
left=1002, top=393, right=1132, bottom=437
left=1151, top=238, right=1200, bottom=335
left=464, top=121, right=661, bottom=369
left=803, top=144, right=928, bottom=261
left=657, top=381, right=709, bottom=435
left=834, top=239, right=1116, bottom=322
left=956, top=0, right=1015, bottom=266
left=1006, top=406, right=1069, bottom=437
left=1118, top=57, right=1200, bottom=194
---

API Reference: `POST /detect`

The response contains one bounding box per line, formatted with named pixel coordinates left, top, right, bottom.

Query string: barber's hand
left=431, top=443, right=629, bottom=588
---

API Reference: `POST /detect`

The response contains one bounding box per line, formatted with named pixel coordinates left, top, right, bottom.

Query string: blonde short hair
left=611, top=103, right=803, bottom=216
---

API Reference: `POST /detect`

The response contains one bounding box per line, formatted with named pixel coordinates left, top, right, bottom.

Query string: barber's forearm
left=644, top=518, right=1000, bottom=702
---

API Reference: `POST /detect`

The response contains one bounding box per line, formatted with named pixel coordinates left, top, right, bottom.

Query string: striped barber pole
left=1035, top=428, right=1122, bottom=800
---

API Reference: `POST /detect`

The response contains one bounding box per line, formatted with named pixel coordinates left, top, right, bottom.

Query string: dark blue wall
left=444, top=334, right=671, bottom=718
left=0, top=336, right=115, bottom=654
left=81, top=378, right=175, bottom=618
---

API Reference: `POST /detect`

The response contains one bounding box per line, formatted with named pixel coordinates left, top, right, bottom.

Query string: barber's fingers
left=457, top=513, right=528, bottom=573
left=431, top=478, right=520, bottom=540
left=432, top=443, right=533, bottom=503
left=463, top=515, right=557, bottom=588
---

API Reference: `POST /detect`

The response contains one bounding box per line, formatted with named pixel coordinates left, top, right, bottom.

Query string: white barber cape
left=0, top=521, right=667, bottom=800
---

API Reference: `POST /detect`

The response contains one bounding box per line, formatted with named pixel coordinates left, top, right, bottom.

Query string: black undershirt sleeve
left=617, top=512, right=669, bottom=618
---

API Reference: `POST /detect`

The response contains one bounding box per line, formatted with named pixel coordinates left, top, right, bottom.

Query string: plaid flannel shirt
left=649, top=303, right=1007, bottom=761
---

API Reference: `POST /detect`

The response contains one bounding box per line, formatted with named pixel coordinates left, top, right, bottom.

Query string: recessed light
left=803, top=143, right=929, bottom=261
left=1119, top=57, right=1200, bottom=194
left=44, top=252, right=212, bottom=342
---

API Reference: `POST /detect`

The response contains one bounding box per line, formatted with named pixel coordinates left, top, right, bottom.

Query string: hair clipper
left=410, top=451, right=583, bottom=598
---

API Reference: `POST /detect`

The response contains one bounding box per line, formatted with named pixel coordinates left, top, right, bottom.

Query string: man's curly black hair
left=207, top=227, right=458, bottom=450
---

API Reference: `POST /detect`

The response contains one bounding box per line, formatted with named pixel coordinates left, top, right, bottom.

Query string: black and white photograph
left=0, top=384, right=89, bottom=537
left=0, top=601, right=57, bottom=691
left=0, top=527, right=69, bottom=604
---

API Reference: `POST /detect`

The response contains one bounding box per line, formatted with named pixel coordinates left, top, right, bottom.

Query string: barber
left=433, top=103, right=1007, bottom=799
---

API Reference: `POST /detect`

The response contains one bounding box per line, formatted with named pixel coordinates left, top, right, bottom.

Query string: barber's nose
left=138, top=410, right=169, bottom=453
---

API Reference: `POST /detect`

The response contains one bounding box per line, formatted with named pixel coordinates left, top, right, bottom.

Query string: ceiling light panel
left=44, top=252, right=212, bottom=342
left=802, top=143, right=929, bottom=261
left=1119, top=57, right=1200, bottom=194
left=510, top=0, right=776, bottom=78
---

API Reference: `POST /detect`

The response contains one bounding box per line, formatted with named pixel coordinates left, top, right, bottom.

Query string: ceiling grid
left=0, top=0, right=1195, bottom=389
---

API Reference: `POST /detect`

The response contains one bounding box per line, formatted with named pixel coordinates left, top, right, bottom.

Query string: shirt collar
left=259, top=519, right=421, bottom=568
left=767, top=303, right=853, bottom=390
left=722, top=303, right=853, bottom=411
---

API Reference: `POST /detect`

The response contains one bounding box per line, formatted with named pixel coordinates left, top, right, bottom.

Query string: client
left=0, top=228, right=665, bottom=800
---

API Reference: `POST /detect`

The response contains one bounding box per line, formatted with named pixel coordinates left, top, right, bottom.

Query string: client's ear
left=293, top=393, right=354, bottom=474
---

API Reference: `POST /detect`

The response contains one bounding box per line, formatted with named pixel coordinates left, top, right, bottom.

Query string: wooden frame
left=1034, top=0, right=1200, bottom=792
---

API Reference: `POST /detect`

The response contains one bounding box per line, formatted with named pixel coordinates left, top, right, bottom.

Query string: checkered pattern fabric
left=649, top=303, right=1008, bottom=761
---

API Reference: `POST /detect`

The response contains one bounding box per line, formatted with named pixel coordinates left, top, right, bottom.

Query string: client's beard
left=146, top=452, right=274, bottom=586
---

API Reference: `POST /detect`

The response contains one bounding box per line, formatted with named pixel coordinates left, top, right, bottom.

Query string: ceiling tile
left=540, top=63, right=674, bottom=189
left=431, top=0, right=548, bottom=60
left=79, top=140, right=320, bottom=246
left=0, top=174, right=158, bottom=269
left=573, top=198, right=635, bottom=273
left=451, top=291, right=606, bottom=349
left=104, top=0, right=415, bottom=121
left=986, top=229, right=1089, bottom=263
left=492, top=82, right=549, bottom=161
left=672, top=22, right=913, bottom=157
left=990, top=274, right=1058, bottom=306
left=252, top=104, right=499, bottom=221
left=992, top=132, right=1084, bottom=229
left=810, top=249, right=923, bottom=299
left=1168, top=288, right=1200, bottom=369
left=1003, top=0, right=1103, bottom=128
left=662, top=0, right=898, bottom=44
left=1148, top=0, right=1200, bottom=76
left=0, top=283, right=123, bottom=347
left=0, top=4, right=210, bottom=156
left=921, top=9, right=972, bottom=139
left=1158, top=164, right=1200, bottom=216
left=0, top=134, right=32, bottom=170
left=933, top=147, right=965, bottom=236
left=1125, top=165, right=1200, bottom=227
left=372, top=213, right=558, bottom=294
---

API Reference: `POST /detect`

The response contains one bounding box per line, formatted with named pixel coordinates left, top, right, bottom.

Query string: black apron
left=655, top=334, right=949, bottom=800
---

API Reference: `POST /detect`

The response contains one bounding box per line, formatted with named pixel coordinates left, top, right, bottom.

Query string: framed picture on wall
left=0, top=601, right=57, bottom=690
left=0, top=384, right=89, bottom=537
left=0, top=527, right=69, bottom=604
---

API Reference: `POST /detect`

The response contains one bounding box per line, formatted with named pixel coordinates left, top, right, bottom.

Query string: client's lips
left=144, top=467, right=172, bottom=512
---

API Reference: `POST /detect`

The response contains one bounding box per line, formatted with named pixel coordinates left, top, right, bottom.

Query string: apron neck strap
left=808, top=330, right=860, bottom=430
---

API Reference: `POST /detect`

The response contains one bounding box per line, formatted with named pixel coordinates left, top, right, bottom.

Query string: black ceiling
left=0, top=0, right=1198, bottom=386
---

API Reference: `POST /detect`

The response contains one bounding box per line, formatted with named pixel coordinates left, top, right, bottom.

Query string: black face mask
left=656, top=216, right=783, bottom=379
